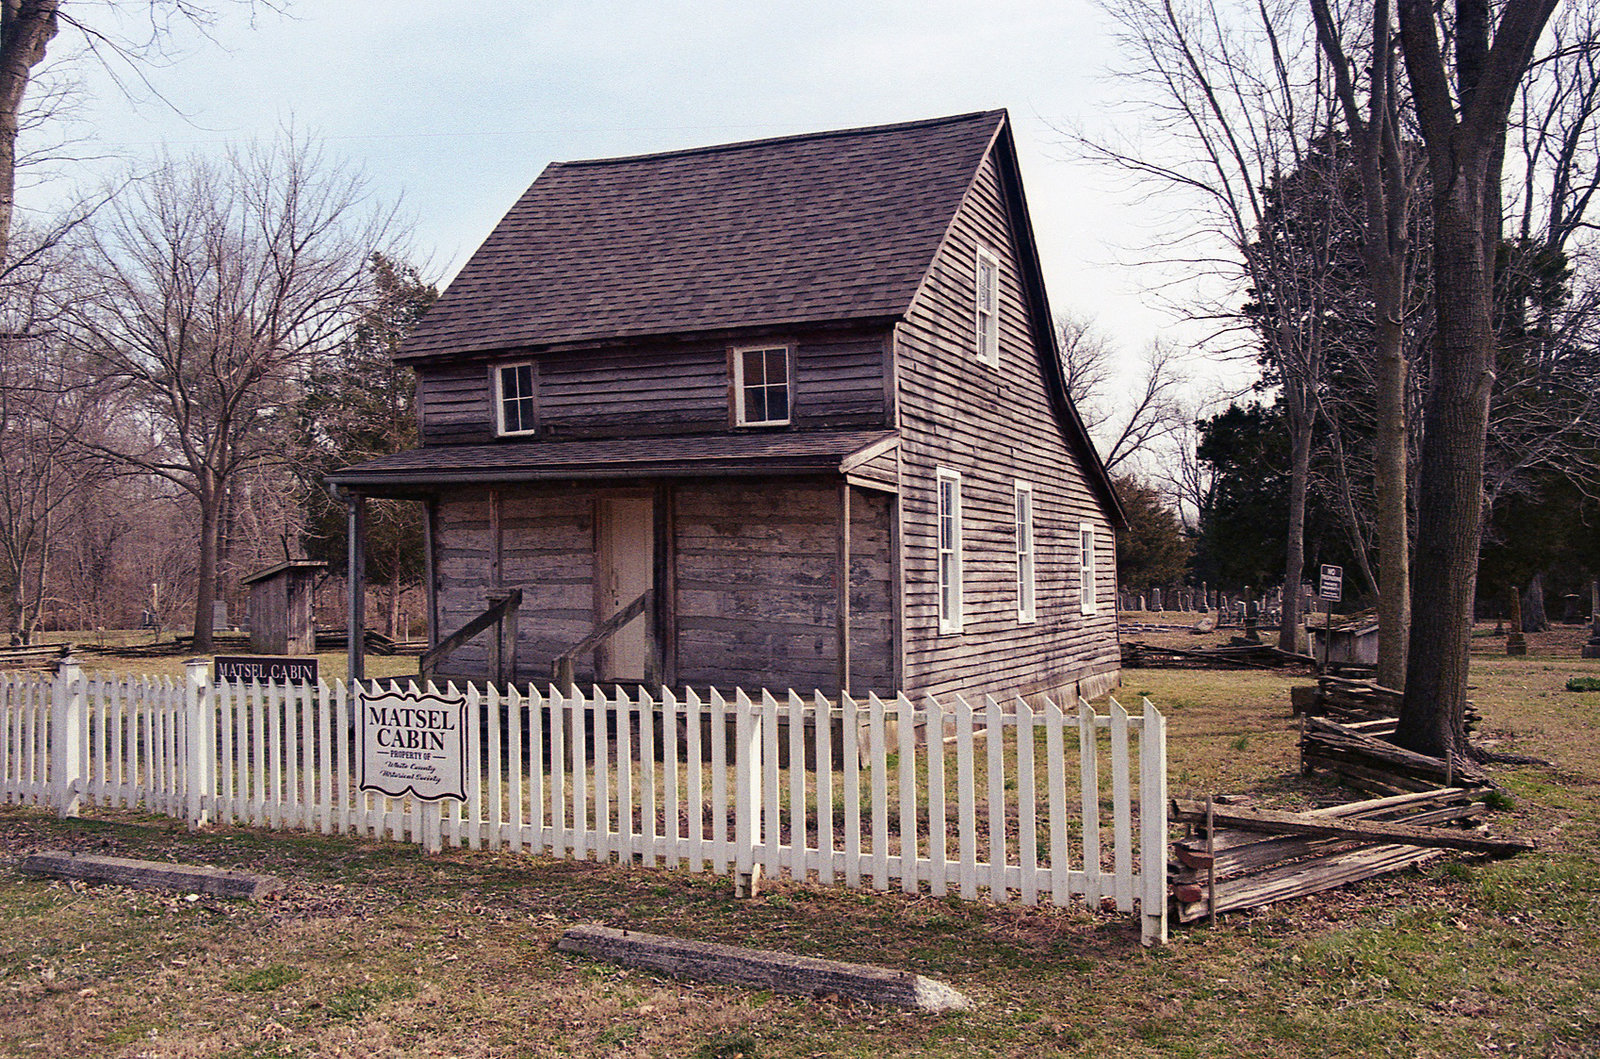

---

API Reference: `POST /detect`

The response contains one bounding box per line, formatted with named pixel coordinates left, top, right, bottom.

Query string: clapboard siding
left=895, top=149, right=1119, bottom=703
left=415, top=331, right=889, bottom=442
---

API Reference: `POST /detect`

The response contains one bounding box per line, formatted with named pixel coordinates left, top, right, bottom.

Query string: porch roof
left=328, top=429, right=898, bottom=493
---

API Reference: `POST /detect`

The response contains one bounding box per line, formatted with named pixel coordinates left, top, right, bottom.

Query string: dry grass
left=2, top=626, right=1598, bottom=1057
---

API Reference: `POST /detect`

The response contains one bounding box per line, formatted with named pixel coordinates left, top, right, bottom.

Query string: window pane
left=743, top=349, right=766, bottom=386
left=765, top=385, right=788, bottom=423
left=764, top=348, right=788, bottom=385
left=744, top=385, right=767, bottom=424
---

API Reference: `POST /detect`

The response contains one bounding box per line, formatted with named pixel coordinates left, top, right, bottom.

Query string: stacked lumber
left=1168, top=788, right=1531, bottom=923
left=312, top=629, right=426, bottom=656
left=1299, top=675, right=1481, bottom=732
left=1122, top=640, right=1316, bottom=672
left=0, top=643, right=63, bottom=672
left=1301, top=715, right=1488, bottom=795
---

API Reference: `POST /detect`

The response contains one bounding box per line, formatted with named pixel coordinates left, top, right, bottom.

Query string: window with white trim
left=937, top=469, right=963, bottom=633
left=1079, top=522, right=1098, bottom=616
left=495, top=362, right=537, bottom=435
left=733, top=345, right=791, bottom=426
left=1015, top=482, right=1036, bottom=624
left=975, top=247, right=1000, bottom=367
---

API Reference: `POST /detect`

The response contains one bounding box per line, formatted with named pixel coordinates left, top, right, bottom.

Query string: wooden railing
left=420, top=589, right=522, bottom=684
left=551, top=590, right=652, bottom=691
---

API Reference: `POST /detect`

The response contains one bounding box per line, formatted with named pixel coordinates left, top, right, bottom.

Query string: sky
left=26, top=0, right=1212, bottom=374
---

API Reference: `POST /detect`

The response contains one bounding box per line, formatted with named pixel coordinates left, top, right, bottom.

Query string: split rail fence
left=2, top=657, right=1167, bottom=944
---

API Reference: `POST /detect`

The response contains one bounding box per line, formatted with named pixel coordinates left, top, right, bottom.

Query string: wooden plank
left=1171, top=799, right=1534, bottom=856
left=837, top=481, right=852, bottom=697
left=22, top=851, right=283, bottom=900
left=556, top=925, right=970, bottom=1012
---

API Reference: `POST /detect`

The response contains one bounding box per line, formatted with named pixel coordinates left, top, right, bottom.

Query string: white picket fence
left=1, top=657, right=1168, bottom=944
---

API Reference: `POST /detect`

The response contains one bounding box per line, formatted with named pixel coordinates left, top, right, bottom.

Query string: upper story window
left=975, top=247, right=1000, bottom=367
left=1079, top=522, right=1098, bottom=616
left=733, top=345, right=791, bottom=426
left=495, top=361, right=538, bottom=436
left=1015, top=481, right=1036, bottom=625
left=937, top=468, right=963, bottom=634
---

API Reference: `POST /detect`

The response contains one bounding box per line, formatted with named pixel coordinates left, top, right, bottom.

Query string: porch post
left=347, top=492, right=367, bottom=683
left=837, top=480, right=852, bottom=697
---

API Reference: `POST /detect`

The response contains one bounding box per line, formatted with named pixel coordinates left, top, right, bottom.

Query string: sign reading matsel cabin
left=358, top=686, right=467, bottom=802
left=214, top=655, right=319, bottom=686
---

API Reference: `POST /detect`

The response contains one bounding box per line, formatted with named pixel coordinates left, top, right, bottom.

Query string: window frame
left=730, top=344, right=793, bottom=427
left=975, top=246, right=1000, bottom=368
left=1079, top=521, right=1098, bottom=616
left=937, top=468, right=964, bottom=634
left=1015, top=481, right=1036, bottom=625
left=493, top=360, right=539, bottom=437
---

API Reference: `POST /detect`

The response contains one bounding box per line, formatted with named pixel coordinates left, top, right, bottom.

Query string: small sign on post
left=1318, top=564, right=1343, bottom=602
left=1317, top=565, right=1343, bottom=672
left=358, top=685, right=467, bottom=803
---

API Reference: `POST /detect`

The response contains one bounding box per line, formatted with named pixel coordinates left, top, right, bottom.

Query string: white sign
left=1319, top=564, right=1344, bottom=602
left=358, top=686, right=467, bottom=802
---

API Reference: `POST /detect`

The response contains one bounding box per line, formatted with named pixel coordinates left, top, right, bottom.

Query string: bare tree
left=1092, top=0, right=1337, bottom=651
left=1309, top=0, right=1429, bottom=689
left=66, top=135, right=398, bottom=650
left=1059, top=312, right=1191, bottom=476
left=1391, top=0, right=1560, bottom=759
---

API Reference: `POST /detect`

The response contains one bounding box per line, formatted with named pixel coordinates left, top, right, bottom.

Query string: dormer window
left=495, top=361, right=538, bottom=436
left=732, top=345, right=791, bottom=426
left=975, top=247, right=1000, bottom=367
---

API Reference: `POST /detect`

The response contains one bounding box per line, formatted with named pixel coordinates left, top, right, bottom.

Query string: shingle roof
left=397, top=111, right=1005, bottom=360
left=328, top=430, right=898, bottom=490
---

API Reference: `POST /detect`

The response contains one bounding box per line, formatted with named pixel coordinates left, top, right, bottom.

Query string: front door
left=595, top=497, right=653, bottom=682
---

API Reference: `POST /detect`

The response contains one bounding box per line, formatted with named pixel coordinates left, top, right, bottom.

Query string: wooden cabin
left=330, top=110, right=1126, bottom=702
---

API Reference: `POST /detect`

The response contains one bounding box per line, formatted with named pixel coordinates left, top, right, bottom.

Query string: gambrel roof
left=397, top=111, right=1006, bottom=360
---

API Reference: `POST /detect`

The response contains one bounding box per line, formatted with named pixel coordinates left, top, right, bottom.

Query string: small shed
left=1308, top=618, right=1380, bottom=666
left=240, top=561, right=327, bottom=656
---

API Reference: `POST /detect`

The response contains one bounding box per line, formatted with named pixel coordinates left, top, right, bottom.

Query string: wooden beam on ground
left=1171, top=799, right=1534, bottom=856
left=557, top=924, right=970, bottom=1013
left=21, top=851, right=283, bottom=900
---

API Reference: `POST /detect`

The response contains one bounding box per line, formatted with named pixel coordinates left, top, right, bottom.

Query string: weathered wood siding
left=895, top=149, right=1119, bottom=702
left=418, top=361, right=495, bottom=445
left=427, top=480, right=893, bottom=693
left=414, top=331, right=889, bottom=443
left=674, top=481, right=893, bottom=695
left=430, top=486, right=595, bottom=683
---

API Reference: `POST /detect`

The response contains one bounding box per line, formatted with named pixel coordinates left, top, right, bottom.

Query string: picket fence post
left=51, top=654, right=84, bottom=818
left=733, top=690, right=763, bottom=897
left=184, top=658, right=214, bottom=829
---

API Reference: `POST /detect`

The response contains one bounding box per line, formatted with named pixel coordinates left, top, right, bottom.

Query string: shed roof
left=328, top=430, right=898, bottom=492
left=397, top=111, right=1005, bottom=360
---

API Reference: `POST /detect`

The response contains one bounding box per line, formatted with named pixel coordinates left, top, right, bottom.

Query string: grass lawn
left=2, top=626, right=1597, bottom=1057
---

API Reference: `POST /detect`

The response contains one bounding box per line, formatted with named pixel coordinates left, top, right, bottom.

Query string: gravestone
left=1198, top=583, right=1209, bottom=613
left=1507, top=585, right=1528, bottom=656
left=1585, top=581, right=1600, bottom=660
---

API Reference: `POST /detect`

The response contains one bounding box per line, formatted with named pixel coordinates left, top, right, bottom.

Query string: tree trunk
left=0, top=1, right=59, bottom=265
left=192, top=480, right=219, bottom=653
left=1279, top=385, right=1312, bottom=654
left=1372, top=274, right=1411, bottom=689
left=1395, top=179, right=1495, bottom=759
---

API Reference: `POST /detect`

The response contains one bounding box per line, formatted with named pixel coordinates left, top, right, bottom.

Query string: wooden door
left=596, top=497, right=653, bottom=682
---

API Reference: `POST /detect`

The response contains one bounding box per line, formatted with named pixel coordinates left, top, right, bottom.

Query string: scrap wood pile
left=1296, top=677, right=1487, bottom=797
left=1168, top=788, right=1534, bottom=923
left=0, top=643, right=64, bottom=672
left=1297, top=674, right=1481, bottom=732
left=1122, top=640, right=1315, bottom=672
left=313, top=629, right=427, bottom=656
